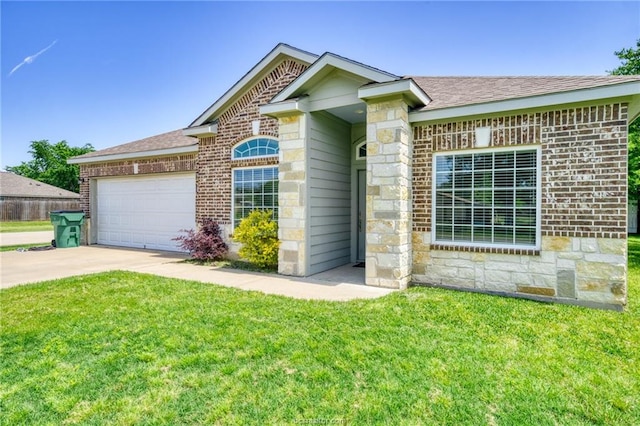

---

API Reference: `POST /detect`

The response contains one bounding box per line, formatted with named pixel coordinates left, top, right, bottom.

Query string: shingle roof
left=71, top=129, right=197, bottom=160
left=409, top=76, right=640, bottom=111
left=0, top=172, right=79, bottom=198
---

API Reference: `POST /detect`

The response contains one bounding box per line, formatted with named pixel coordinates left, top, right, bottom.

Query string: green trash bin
left=50, top=210, right=85, bottom=248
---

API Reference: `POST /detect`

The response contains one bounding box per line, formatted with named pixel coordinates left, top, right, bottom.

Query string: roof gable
left=0, top=172, right=79, bottom=198
left=271, top=52, right=399, bottom=103
left=188, top=44, right=318, bottom=128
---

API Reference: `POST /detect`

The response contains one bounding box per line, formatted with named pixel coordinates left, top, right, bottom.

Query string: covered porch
left=261, top=53, right=429, bottom=289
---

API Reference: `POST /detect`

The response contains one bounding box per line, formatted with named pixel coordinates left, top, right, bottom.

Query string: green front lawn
left=0, top=220, right=53, bottom=233
left=1, top=238, right=639, bottom=424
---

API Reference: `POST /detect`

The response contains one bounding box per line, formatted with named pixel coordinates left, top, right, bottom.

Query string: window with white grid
left=233, top=166, right=278, bottom=228
left=433, top=147, right=539, bottom=248
left=232, top=138, right=279, bottom=159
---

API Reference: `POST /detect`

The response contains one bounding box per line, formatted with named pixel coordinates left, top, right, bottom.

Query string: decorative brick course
left=429, top=244, right=539, bottom=256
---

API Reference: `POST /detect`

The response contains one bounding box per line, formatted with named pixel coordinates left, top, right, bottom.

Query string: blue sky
left=2, top=1, right=638, bottom=169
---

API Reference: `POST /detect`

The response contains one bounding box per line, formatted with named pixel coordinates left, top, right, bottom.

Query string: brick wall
left=411, top=102, right=629, bottom=308
left=195, top=59, right=309, bottom=224
left=412, top=103, right=629, bottom=239
left=78, top=153, right=196, bottom=217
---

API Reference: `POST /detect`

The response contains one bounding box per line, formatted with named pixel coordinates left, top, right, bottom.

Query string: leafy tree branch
left=6, top=140, right=94, bottom=193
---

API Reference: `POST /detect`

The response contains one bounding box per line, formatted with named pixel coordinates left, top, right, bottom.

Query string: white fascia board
left=189, top=44, right=318, bottom=127
left=260, top=97, right=310, bottom=117
left=358, top=79, right=431, bottom=108
left=308, top=92, right=362, bottom=112
left=67, top=145, right=198, bottom=165
left=182, top=123, right=218, bottom=137
left=410, top=81, right=640, bottom=123
left=271, top=53, right=398, bottom=103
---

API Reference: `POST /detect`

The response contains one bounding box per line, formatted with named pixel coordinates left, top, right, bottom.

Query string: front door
left=357, top=169, right=366, bottom=261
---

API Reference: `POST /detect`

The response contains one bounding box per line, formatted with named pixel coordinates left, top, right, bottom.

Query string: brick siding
left=195, top=59, right=308, bottom=224
left=412, top=103, right=629, bottom=241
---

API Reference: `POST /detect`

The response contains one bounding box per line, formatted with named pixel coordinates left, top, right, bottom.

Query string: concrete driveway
left=1, top=245, right=187, bottom=289
left=0, top=245, right=394, bottom=301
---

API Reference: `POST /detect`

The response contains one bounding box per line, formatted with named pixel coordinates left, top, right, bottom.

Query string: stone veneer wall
left=366, top=98, right=412, bottom=289
left=277, top=114, right=308, bottom=276
left=412, top=103, right=628, bottom=308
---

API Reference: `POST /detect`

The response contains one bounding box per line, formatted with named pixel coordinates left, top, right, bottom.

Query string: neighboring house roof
left=0, top=172, right=79, bottom=198
left=410, top=76, right=640, bottom=111
left=68, top=129, right=198, bottom=164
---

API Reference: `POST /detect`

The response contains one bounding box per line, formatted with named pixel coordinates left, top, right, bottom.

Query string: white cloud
left=8, top=40, right=58, bottom=77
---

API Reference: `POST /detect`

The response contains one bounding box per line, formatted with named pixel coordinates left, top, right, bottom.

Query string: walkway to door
left=1, top=246, right=389, bottom=301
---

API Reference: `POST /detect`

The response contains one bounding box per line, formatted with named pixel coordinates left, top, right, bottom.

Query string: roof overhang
left=410, top=80, right=640, bottom=123
left=188, top=44, right=318, bottom=128
left=260, top=97, right=310, bottom=118
left=67, top=145, right=198, bottom=165
left=271, top=52, right=399, bottom=104
left=358, top=79, right=431, bottom=109
left=182, top=123, right=218, bottom=138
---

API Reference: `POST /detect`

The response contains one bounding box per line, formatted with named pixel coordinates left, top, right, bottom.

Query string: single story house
left=70, top=44, right=640, bottom=310
left=0, top=171, right=80, bottom=221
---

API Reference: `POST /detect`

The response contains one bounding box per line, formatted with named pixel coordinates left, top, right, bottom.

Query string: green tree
left=609, top=39, right=640, bottom=201
left=609, top=39, right=640, bottom=76
left=6, top=140, right=94, bottom=193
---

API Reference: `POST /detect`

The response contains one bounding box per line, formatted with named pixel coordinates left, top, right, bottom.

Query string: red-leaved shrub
left=173, top=218, right=228, bottom=261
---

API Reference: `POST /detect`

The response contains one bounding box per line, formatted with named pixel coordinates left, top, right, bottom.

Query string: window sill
left=430, top=243, right=540, bottom=256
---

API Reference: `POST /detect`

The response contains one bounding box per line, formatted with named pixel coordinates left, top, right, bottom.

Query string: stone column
left=366, top=98, right=412, bottom=289
left=277, top=113, right=308, bottom=276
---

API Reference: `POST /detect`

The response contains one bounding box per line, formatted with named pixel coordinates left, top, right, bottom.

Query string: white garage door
left=96, top=173, right=195, bottom=251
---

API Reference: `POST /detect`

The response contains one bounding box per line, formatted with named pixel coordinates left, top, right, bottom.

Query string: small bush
left=173, top=218, right=228, bottom=261
left=233, top=210, right=279, bottom=269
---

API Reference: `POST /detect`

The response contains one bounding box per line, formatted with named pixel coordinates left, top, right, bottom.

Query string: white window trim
left=431, top=145, right=542, bottom=250
left=231, top=164, right=279, bottom=228
left=231, top=136, right=279, bottom=160
left=356, top=141, right=367, bottom=161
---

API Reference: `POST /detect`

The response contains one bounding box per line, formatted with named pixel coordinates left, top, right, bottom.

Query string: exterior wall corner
left=365, top=97, right=413, bottom=289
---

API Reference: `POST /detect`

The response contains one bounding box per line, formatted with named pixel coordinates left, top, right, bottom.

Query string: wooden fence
left=0, top=197, right=81, bottom=221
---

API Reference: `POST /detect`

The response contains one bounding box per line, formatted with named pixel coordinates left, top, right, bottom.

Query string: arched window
left=232, top=137, right=279, bottom=159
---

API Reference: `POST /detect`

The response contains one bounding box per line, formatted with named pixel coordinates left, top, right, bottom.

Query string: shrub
left=233, top=210, right=279, bottom=269
left=173, top=218, right=228, bottom=261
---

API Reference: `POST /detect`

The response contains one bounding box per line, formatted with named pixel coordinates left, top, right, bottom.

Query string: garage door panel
left=96, top=174, right=195, bottom=251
